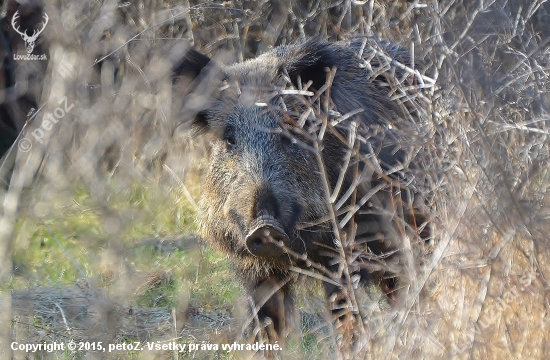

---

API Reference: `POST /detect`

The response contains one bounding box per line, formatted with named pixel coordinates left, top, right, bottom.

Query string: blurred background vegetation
left=0, top=0, right=549, bottom=359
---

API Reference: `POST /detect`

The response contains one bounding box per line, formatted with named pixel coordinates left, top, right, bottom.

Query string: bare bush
left=0, top=0, right=549, bottom=359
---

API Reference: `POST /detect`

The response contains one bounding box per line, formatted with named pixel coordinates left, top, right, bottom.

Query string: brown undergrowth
left=0, top=1, right=549, bottom=359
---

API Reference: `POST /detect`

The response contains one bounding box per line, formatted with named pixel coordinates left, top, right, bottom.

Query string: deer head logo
left=11, top=11, right=49, bottom=55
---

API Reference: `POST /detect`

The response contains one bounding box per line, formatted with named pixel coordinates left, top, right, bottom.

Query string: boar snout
left=246, top=216, right=290, bottom=258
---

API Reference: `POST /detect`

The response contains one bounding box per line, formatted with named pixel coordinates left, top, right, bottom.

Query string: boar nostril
left=245, top=224, right=290, bottom=258
left=251, top=236, right=263, bottom=249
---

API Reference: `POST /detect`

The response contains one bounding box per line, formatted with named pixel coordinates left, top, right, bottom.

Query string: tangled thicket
left=1, top=0, right=549, bottom=359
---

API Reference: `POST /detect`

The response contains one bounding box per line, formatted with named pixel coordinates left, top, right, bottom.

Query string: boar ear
left=172, top=48, right=212, bottom=81
left=192, top=111, right=209, bottom=135
left=282, top=40, right=342, bottom=91
left=172, top=49, right=217, bottom=134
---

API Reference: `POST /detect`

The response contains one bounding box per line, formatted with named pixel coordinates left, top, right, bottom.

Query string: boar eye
left=281, top=134, right=292, bottom=146
left=224, top=134, right=236, bottom=148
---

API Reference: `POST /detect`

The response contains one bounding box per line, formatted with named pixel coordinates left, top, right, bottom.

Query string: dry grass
left=0, top=0, right=549, bottom=359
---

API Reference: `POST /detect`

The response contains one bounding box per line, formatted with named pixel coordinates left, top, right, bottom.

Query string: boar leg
left=247, top=274, right=295, bottom=340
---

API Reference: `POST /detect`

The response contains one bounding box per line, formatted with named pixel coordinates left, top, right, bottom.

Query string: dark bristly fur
left=173, top=38, right=427, bottom=339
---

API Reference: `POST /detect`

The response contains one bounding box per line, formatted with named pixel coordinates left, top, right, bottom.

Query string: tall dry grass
left=0, top=0, right=549, bottom=359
